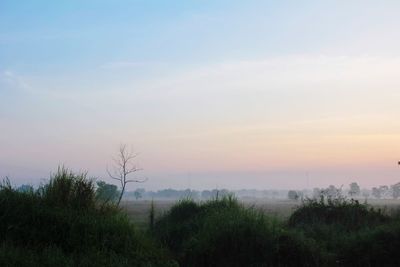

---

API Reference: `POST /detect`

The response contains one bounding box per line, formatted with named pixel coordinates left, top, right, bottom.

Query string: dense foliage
left=153, top=196, right=400, bottom=267
left=96, top=180, right=120, bottom=204
left=287, top=196, right=398, bottom=266
left=153, top=196, right=322, bottom=267
left=1, top=169, right=400, bottom=266
left=0, top=169, right=176, bottom=267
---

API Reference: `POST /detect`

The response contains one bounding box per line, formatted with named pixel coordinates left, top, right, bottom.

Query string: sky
left=1, top=0, right=400, bottom=190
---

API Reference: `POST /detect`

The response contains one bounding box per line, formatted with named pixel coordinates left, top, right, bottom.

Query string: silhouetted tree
left=322, top=185, right=343, bottom=199
left=134, top=188, right=145, bottom=200
left=348, top=182, right=360, bottom=197
left=107, top=144, right=147, bottom=206
left=391, top=182, right=400, bottom=199
left=96, top=180, right=119, bottom=204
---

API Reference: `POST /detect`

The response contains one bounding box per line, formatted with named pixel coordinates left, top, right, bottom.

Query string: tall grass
left=286, top=196, right=399, bottom=266
left=38, top=166, right=96, bottom=210
left=337, top=221, right=400, bottom=266
left=149, top=198, right=155, bottom=232
left=0, top=168, right=177, bottom=267
left=153, top=196, right=322, bottom=267
left=2, top=168, right=400, bottom=266
left=289, top=196, right=388, bottom=230
left=153, top=195, right=400, bottom=266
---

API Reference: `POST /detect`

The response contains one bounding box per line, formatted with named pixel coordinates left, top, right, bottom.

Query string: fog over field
left=1, top=1, right=400, bottom=191
left=2, top=1, right=400, bottom=266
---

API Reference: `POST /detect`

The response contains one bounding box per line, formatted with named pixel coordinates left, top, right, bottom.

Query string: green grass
left=2, top=169, right=400, bottom=266
left=153, top=196, right=322, bottom=267
left=288, top=196, right=388, bottom=231
left=151, top=196, right=400, bottom=266
left=286, top=196, right=399, bottom=266
left=337, top=221, right=400, bottom=266
left=0, top=169, right=177, bottom=267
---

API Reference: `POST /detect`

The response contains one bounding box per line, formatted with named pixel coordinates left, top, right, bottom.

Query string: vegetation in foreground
left=153, top=196, right=321, bottom=267
left=0, top=168, right=176, bottom=267
left=153, top=195, right=400, bottom=266
left=1, top=169, right=400, bottom=266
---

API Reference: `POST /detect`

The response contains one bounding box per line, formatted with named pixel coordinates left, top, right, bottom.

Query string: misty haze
left=1, top=1, right=400, bottom=266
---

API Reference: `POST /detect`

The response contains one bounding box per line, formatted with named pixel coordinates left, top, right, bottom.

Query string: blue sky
left=1, top=1, right=400, bottom=190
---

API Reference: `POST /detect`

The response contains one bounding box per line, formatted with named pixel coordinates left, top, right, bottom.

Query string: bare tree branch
left=126, top=177, right=148, bottom=183
left=107, top=144, right=147, bottom=206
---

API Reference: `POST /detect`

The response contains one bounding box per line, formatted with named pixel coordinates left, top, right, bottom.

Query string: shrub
left=338, top=222, right=400, bottom=266
left=153, top=199, right=202, bottom=254
left=182, top=206, right=276, bottom=267
left=288, top=197, right=388, bottom=231
left=39, top=166, right=96, bottom=210
left=96, top=180, right=120, bottom=205
left=288, top=196, right=393, bottom=264
left=154, top=196, right=322, bottom=267
left=275, top=230, right=326, bottom=267
left=0, top=170, right=177, bottom=267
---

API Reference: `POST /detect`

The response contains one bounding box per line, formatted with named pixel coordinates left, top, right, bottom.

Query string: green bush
left=287, top=196, right=395, bottom=265
left=0, top=170, right=177, bottom=267
left=154, top=196, right=322, bottom=267
left=39, top=167, right=96, bottom=210
left=288, top=197, right=388, bottom=231
left=3, top=169, right=399, bottom=266
left=153, top=199, right=202, bottom=254
left=338, top=222, right=400, bottom=266
left=96, top=180, right=120, bottom=205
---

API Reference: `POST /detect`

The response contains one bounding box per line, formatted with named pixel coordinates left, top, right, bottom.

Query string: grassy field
left=122, top=198, right=400, bottom=228
left=121, top=199, right=298, bottom=228
left=121, top=200, right=177, bottom=229
left=4, top=170, right=400, bottom=267
left=0, top=169, right=177, bottom=266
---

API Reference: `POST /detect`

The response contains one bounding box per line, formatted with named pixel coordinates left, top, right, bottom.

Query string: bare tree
left=107, top=144, right=147, bottom=206
left=348, top=182, right=360, bottom=197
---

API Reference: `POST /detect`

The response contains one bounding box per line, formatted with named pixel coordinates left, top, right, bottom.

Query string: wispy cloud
left=1, top=70, right=32, bottom=91
left=99, top=61, right=165, bottom=70
left=156, top=55, right=400, bottom=92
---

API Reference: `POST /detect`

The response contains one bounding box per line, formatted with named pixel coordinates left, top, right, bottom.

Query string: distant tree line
left=124, top=188, right=232, bottom=200
left=287, top=181, right=400, bottom=201
left=15, top=180, right=400, bottom=201
left=120, top=188, right=291, bottom=200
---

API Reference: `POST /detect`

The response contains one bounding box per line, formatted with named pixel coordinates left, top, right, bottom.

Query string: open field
left=4, top=170, right=400, bottom=266
left=121, top=198, right=400, bottom=229
left=121, top=199, right=299, bottom=229
left=121, top=199, right=177, bottom=229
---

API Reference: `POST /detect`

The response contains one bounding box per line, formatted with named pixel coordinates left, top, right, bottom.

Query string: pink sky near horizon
left=1, top=2, right=400, bottom=190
